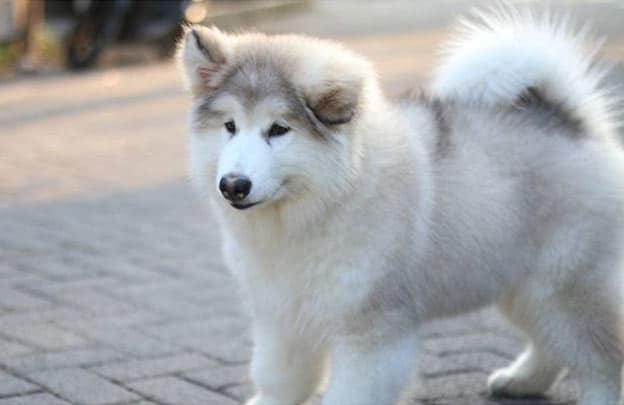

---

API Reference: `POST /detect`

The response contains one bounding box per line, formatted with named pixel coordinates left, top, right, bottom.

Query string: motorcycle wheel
left=66, top=21, right=102, bottom=70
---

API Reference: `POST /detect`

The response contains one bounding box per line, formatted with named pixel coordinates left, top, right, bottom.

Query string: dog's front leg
left=246, top=323, right=326, bottom=405
left=323, top=332, right=419, bottom=405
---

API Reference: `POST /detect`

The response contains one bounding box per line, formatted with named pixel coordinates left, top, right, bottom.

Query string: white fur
left=431, top=6, right=620, bottom=139
left=179, top=9, right=624, bottom=405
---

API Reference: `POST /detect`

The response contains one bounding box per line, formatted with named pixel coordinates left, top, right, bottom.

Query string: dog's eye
left=224, top=120, right=236, bottom=134
left=268, top=123, right=290, bottom=138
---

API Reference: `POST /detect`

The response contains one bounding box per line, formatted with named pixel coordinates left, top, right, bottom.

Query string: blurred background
left=0, top=0, right=304, bottom=75
left=0, top=2, right=623, bottom=404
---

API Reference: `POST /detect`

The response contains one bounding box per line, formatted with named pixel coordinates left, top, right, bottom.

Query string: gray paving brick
left=127, top=376, right=237, bottom=405
left=91, top=352, right=218, bottom=382
left=0, top=339, right=36, bottom=358
left=0, top=371, right=39, bottom=397
left=418, top=353, right=483, bottom=379
left=423, top=333, right=520, bottom=359
left=191, top=334, right=251, bottom=364
left=0, top=307, right=86, bottom=327
left=0, top=323, right=86, bottom=350
left=104, top=282, right=217, bottom=319
left=0, top=275, right=50, bottom=291
left=183, top=363, right=249, bottom=390
left=0, top=287, right=55, bottom=311
left=22, top=276, right=125, bottom=299
left=223, top=383, right=253, bottom=402
left=0, top=264, right=21, bottom=279
left=125, top=296, right=214, bottom=319
left=0, top=393, right=70, bottom=405
left=28, top=368, right=139, bottom=405
left=413, top=371, right=487, bottom=401
left=140, top=319, right=251, bottom=363
left=14, top=256, right=98, bottom=281
left=1, top=346, right=126, bottom=373
left=79, top=329, right=183, bottom=358
left=53, top=310, right=167, bottom=335
left=52, top=290, right=143, bottom=316
left=443, top=351, right=511, bottom=374
left=141, top=318, right=248, bottom=342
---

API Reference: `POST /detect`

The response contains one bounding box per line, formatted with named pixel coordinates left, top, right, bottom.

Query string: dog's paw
left=244, top=395, right=264, bottom=405
left=487, top=367, right=548, bottom=397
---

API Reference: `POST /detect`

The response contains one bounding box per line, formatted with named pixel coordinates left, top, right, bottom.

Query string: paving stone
left=52, top=290, right=143, bottom=316
left=423, top=333, right=521, bottom=359
left=0, top=324, right=86, bottom=351
left=105, top=284, right=217, bottom=319
left=91, top=352, right=218, bottom=382
left=141, top=318, right=248, bottom=342
left=127, top=376, right=237, bottom=405
left=224, top=382, right=253, bottom=402
left=0, top=264, right=21, bottom=279
left=417, top=353, right=483, bottom=378
left=28, top=368, right=139, bottom=405
left=442, top=351, right=511, bottom=374
left=0, top=371, right=39, bottom=397
left=413, top=371, right=487, bottom=401
left=0, top=287, right=56, bottom=311
left=185, top=333, right=252, bottom=364
left=14, top=256, right=100, bottom=282
left=0, top=339, right=36, bottom=358
left=135, top=317, right=251, bottom=363
left=1, top=346, right=127, bottom=374
left=22, top=276, right=123, bottom=294
left=0, top=393, right=71, bottom=405
left=183, top=363, right=249, bottom=390
left=78, top=329, right=183, bottom=358
left=0, top=307, right=86, bottom=327
left=53, top=310, right=169, bottom=337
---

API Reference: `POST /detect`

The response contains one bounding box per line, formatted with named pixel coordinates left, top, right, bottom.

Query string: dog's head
left=178, top=26, right=376, bottom=213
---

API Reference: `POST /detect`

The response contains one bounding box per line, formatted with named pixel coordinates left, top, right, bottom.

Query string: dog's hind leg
left=487, top=341, right=563, bottom=397
left=488, top=292, right=563, bottom=398
left=489, top=279, right=623, bottom=405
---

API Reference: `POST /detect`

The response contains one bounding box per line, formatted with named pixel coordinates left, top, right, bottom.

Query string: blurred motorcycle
left=65, top=0, right=186, bottom=70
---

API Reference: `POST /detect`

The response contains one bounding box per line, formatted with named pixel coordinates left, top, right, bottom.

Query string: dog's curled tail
left=431, top=6, right=620, bottom=137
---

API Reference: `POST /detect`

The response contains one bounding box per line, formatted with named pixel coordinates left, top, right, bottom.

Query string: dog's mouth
left=227, top=181, right=289, bottom=211
left=230, top=201, right=263, bottom=210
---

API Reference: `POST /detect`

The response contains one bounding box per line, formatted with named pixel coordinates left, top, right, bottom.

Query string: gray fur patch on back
left=399, top=89, right=454, bottom=159
left=514, top=87, right=584, bottom=137
left=430, top=98, right=453, bottom=158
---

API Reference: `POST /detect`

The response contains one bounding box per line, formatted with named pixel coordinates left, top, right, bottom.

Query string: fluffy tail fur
left=431, top=6, right=620, bottom=138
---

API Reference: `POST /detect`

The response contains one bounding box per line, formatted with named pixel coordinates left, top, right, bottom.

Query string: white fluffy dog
left=178, top=7, right=624, bottom=405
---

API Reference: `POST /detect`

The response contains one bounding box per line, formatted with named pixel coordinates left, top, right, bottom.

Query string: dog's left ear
left=304, top=77, right=362, bottom=127
left=177, top=25, right=231, bottom=95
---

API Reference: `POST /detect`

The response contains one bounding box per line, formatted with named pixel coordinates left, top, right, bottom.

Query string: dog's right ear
left=304, top=78, right=362, bottom=127
left=177, top=26, right=231, bottom=95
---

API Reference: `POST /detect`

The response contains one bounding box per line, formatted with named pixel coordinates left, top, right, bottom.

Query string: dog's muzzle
left=219, top=174, right=252, bottom=203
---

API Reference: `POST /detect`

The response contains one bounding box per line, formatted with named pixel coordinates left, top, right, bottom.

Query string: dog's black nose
left=219, top=175, right=252, bottom=202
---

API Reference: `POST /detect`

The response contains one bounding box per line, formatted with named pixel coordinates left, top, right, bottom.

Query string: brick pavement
left=1, top=1, right=623, bottom=404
